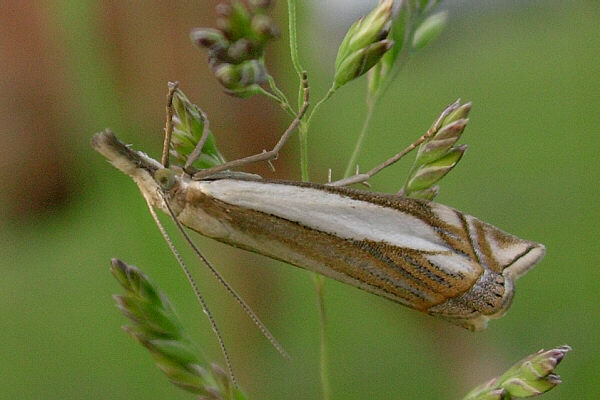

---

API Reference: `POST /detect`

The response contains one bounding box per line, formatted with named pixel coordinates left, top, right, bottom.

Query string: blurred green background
left=1, top=1, right=598, bottom=399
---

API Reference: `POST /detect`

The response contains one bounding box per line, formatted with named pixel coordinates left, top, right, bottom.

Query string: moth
left=92, top=124, right=544, bottom=332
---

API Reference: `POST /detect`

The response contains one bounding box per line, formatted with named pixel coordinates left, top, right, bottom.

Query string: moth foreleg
left=192, top=72, right=309, bottom=180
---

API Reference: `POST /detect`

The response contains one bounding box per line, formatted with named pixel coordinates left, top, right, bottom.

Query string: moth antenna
left=143, top=194, right=238, bottom=386
left=159, top=191, right=290, bottom=360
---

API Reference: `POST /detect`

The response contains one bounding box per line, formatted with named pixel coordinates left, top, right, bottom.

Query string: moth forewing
left=178, top=178, right=545, bottom=330
left=92, top=130, right=545, bottom=332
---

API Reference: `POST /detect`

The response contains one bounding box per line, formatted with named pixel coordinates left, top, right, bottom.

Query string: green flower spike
left=402, top=100, right=471, bottom=200
left=213, top=60, right=266, bottom=97
left=110, top=259, right=247, bottom=400
left=170, top=88, right=225, bottom=170
left=405, top=144, right=466, bottom=194
left=191, top=1, right=278, bottom=97
left=334, top=39, right=394, bottom=90
left=411, top=11, right=448, bottom=50
left=369, top=1, right=447, bottom=97
left=463, top=345, right=572, bottom=400
left=334, top=0, right=394, bottom=89
left=368, top=0, right=410, bottom=96
left=190, top=28, right=230, bottom=58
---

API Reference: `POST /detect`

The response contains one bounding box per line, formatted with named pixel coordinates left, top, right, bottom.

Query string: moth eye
left=155, top=168, right=176, bottom=190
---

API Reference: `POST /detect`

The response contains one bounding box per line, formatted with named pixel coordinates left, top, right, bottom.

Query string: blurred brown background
left=1, top=1, right=288, bottom=220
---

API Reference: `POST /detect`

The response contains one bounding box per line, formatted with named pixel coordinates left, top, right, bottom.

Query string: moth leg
left=161, top=82, right=213, bottom=173
left=161, top=81, right=179, bottom=167
left=328, top=100, right=461, bottom=187
left=328, top=165, right=371, bottom=188
left=183, top=107, right=212, bottom=174
left=327, top=127, right=438, bottom=187
left=191, top=72, right=309, bottom=180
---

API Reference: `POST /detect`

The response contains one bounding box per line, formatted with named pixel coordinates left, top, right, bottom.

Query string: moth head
left=154, top=168, right=178, bottom=191
left=92, top=130, right=175, bottom=207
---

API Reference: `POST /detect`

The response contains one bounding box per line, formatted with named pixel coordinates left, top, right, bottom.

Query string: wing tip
left=505, top=241, right=546, bottom=280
